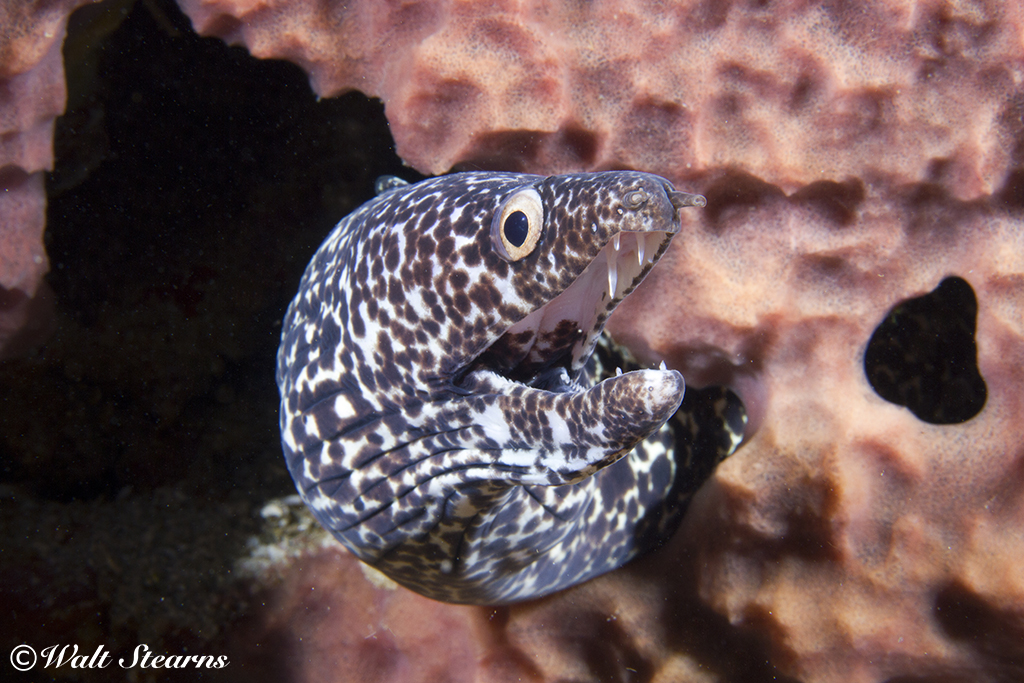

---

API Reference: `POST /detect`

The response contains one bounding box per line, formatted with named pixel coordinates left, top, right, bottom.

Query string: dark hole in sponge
left=864, top=276, right=987, bottom=424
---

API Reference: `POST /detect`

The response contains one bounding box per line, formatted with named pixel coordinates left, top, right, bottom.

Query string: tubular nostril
left=669, top=190, right=707, bottom=210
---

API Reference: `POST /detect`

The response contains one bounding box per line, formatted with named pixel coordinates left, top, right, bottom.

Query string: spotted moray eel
left=276, top=171, right=745, bottom=604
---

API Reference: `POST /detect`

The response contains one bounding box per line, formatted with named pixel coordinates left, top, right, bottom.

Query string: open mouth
left=470, top=227, right=678, bottom=393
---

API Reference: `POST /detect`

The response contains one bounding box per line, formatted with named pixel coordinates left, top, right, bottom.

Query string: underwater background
left=2, top=0, right=1022, bottom=681
left=1, top=1, right=420, bottom=679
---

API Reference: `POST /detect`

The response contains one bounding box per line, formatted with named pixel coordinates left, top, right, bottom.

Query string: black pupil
left=504, top=211, right=530, bottom=248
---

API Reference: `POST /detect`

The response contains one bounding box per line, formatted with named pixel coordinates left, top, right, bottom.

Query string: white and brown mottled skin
left=276, top=171, right=734, bottom=604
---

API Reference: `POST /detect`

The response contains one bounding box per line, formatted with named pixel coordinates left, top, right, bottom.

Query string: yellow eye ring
left=491, top=188, right=544, bottom=261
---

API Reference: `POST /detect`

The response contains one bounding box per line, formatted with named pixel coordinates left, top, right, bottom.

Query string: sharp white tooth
left=659, top=360, right=667, bottom=370
left=615, top=367, right=623, bottom=376
left=607, top=262, right=618, bottom=299
left=612, top=233, right=621, bottom=251
left=637, top=237, right=646, bottom=265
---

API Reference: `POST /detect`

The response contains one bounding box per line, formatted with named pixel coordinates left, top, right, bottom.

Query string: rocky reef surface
left=1, top=1, right=1022, bottom=682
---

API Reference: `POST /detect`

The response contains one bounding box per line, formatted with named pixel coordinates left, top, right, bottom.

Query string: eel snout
left=667, top=186, right=707, bottom=212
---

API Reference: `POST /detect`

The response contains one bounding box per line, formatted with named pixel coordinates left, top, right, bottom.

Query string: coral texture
left=2, top=0, right=1013, bottom=680
left=228, top=497, right=782, bottom=683
left=609, top=182, right=1024, bottom=682
left=171, top=1, right=1024, bottom=681
left=0, top=0, right=97, bottom=356
left=233, top=191, right=1024, bottom=683
left=176, top=0, right=1024, bottom=194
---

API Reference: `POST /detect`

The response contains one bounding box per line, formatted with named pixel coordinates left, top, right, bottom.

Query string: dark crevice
left=3, top=0, right=412, bottom=501
left=864, top=276, right=987, bottom=424
left=789, top=177, right=866, bottom=225
left=995, top=167, right=1024, bottom=211
left=703, top=172, right=866, bottom=227
left=931, top=582, right=1024, bottom=683
left=701, top=170, right=786, bottom=226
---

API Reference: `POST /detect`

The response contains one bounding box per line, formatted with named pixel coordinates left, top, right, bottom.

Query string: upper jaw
left=479, top=225, right=677, bottom=392
left=464, top=179, right=704, bottom=393
left=562, top=226, right=679, bottom=372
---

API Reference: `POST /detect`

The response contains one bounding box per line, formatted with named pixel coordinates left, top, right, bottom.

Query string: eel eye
left=492, top=188, right=544, bottom=261
left=504, top=211, right=529, bottom=247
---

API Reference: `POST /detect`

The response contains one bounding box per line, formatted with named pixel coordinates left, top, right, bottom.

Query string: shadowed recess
left=12, top=0, right=410, bottom=501
left=996, top=168, right=1024, bottom=211
left=453, top=125, right=600, bottom=172
left=701, top=170, right=785, bottom=226
left=863, top=276, right=987, bottom=424
left=933, top=582, right=1024, bottom=681
left=789, top=178, right=866, bottom=225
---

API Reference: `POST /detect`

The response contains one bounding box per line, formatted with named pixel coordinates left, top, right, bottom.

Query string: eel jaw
left=464, top=184, right=704, bottom=395
left=559, top=228, right=678, bottom=373
left=480, top=226, right=678, bottom=393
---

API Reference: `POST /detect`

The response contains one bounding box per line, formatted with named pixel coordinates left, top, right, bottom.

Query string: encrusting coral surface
left=177, top=0, right=1024, bottom=197
left=3, top=0, right=1023, bottom=681
left=0, top=0, right=101, bottom=356
left=173, top=1, right=1024, bottom=680
left=609, top=178, right=1024, bottom=682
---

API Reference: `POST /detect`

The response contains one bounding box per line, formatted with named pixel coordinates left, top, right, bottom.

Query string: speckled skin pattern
left=277, top=171, right=719, bottom=604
